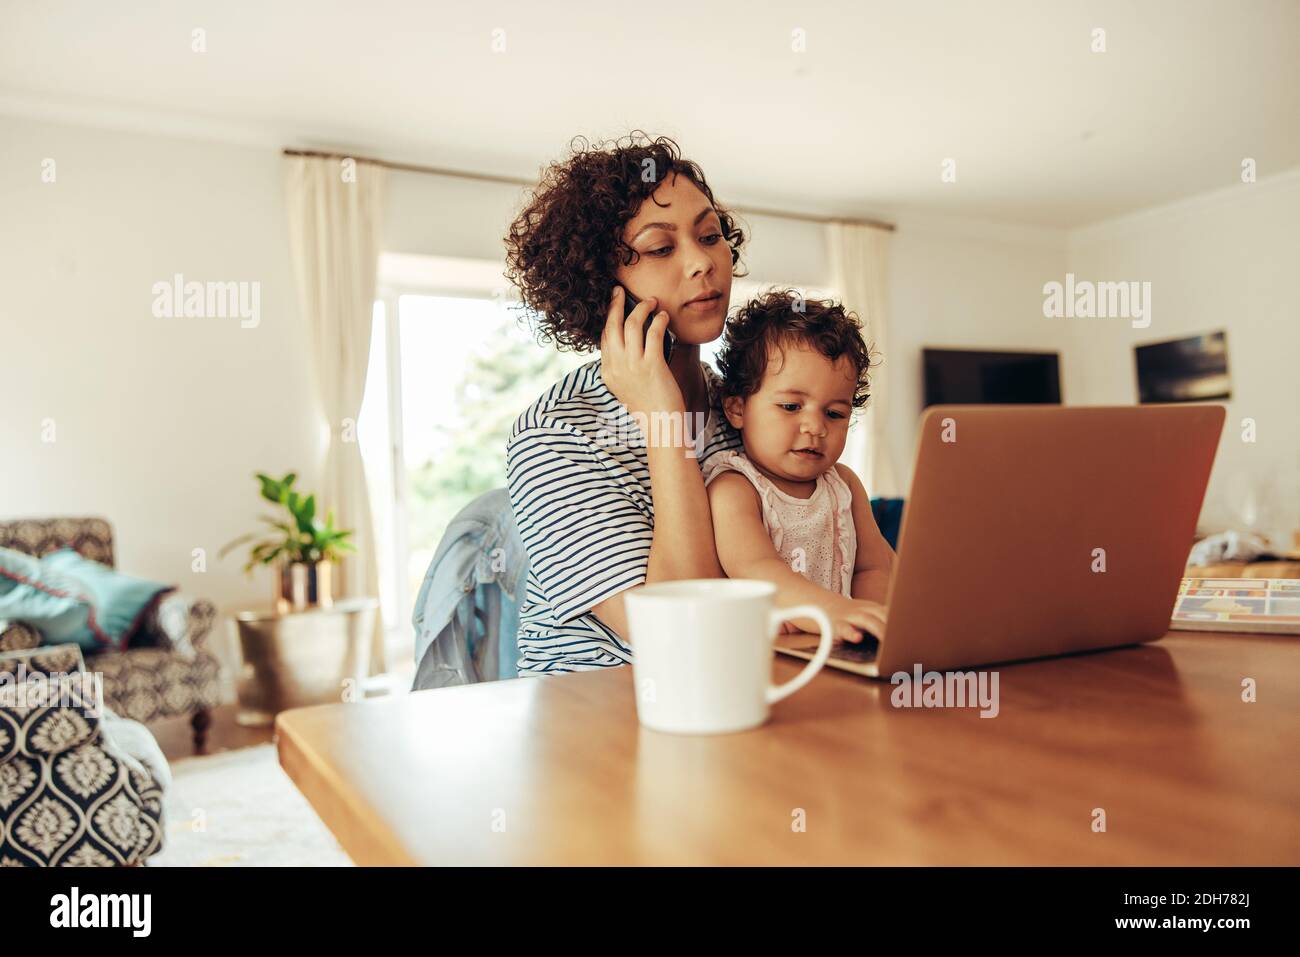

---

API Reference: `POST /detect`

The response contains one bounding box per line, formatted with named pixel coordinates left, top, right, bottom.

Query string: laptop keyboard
left=794, top=636, right=880, bottom=664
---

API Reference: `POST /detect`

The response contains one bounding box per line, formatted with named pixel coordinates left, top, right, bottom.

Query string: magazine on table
left=1171, top=578, right=1300, bottom=635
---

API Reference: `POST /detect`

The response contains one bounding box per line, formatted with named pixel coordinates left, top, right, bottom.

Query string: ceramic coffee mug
left=624, top=579, right=835, bottom=734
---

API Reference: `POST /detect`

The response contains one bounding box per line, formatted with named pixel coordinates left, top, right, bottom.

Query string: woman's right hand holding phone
left=599, top=286, right=683, bottom=420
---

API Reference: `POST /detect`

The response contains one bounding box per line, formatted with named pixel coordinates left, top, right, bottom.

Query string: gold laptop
left=776, top=404, right=1226, bottom=678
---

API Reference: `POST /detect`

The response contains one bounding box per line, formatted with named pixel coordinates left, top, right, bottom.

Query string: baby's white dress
left=703, top=449, right=857, bottom=596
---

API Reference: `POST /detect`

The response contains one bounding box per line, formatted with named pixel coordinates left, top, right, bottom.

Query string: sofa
left=0, top=642, right=167, bottom=865
left=0, top=517, right=223, bottom=752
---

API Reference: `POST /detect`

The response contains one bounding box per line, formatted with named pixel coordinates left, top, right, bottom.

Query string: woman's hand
left=599, top=286, right=684, bottom=420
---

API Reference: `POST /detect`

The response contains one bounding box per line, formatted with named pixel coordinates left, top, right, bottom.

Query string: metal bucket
left=232, top=598, right=376, bottom=725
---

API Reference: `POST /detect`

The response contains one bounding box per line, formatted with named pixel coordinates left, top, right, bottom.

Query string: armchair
left=0, top=517, right=223, bottom=751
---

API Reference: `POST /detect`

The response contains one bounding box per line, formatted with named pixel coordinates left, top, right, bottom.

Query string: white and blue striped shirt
left=506, top=358, right=743, bottom=675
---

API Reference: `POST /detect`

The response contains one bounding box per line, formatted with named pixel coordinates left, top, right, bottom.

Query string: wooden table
left=276, top=631, right=1300, bottom=866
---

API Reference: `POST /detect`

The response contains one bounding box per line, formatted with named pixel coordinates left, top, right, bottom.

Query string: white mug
left=624, top=579, right=835, bottom=734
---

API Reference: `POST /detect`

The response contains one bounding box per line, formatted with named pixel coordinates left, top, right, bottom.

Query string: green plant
left=218, top=472, right=355, bottom=573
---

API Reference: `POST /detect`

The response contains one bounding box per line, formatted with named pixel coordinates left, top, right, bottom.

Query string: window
left=359, top=256, right=585, bottom=657
left=359, top=253, right=824, bottom=662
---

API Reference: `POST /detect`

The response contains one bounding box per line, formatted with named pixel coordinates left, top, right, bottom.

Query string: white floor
left=148, top=743, right=353, bottom=867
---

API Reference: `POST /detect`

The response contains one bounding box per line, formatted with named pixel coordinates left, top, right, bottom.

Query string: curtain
left=826, top=221, right=900, bottom=498
left=284, top=155, right=387, bottom=674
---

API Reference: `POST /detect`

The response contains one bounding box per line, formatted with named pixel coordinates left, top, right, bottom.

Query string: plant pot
left=277, top=560, right=333, bottom=614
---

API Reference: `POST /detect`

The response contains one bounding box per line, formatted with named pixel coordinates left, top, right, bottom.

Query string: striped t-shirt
left=505, top=358, right=743, bottom=675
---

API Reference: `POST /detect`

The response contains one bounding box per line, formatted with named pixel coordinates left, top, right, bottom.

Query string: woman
left=504, top=133, right=888, bottom=675
left=503, top=133, right=746, bottom=675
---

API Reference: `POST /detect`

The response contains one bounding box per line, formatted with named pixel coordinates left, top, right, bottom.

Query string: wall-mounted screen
left=1134, top=331, right=1230, bottom=403
left=922, top=349, right=1062, bottom=406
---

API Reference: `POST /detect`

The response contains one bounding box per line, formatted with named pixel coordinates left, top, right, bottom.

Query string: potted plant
left=220, top=472, right=355, bottom=613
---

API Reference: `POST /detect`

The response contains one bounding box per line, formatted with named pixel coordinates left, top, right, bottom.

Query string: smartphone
left=623, top=288, right=674, bottom=363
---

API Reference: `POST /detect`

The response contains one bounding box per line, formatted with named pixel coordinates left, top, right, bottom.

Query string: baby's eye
left=828, top=411, right=846, bottom=420
left=779, top=403, right=800, bottom=412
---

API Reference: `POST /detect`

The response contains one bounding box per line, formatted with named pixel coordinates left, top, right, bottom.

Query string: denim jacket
left=411, top=488, right=528, bottom=690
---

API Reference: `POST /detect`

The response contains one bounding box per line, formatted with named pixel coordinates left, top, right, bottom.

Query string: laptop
left=776, top=404, right=1226, bottom=677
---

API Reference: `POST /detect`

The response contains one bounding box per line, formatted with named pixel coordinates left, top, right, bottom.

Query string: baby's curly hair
left=504, top=132, right=746, bottom=352
left=717, top=288, right=875, bottom=409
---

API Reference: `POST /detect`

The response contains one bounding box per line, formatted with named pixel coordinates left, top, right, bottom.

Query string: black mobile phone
left=623, top=288, right=674, bottom=363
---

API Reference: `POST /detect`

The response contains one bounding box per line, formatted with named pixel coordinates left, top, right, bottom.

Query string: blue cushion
left=0, top=546, right=96, bottom=647
left=40, top=549, right=174, bottom=652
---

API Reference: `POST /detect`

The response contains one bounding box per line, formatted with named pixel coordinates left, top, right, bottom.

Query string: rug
left=148, top=743, right=353, bottom=867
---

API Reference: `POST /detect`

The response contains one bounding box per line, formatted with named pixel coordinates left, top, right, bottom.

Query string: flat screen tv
left=922, top=349, right=1061, bottom=406
left=1134, top=331, right=1231, bottom=403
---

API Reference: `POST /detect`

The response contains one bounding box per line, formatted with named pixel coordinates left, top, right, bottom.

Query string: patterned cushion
left=1, top=690, right=100, bottom=757
left=0, top=749, right=164, bottom=866
left=41, top=549, right=175, bottom=652
left=0, top=645, right=99, bottom=755
left=0, top=547, right=97, bottom=648
left=0, top=642, right=164, bottom=866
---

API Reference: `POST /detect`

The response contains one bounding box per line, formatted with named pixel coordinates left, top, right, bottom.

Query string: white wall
left=384, top=169, right=521, bottom=263
left=1066, top=169, right=1300, bottom=538
left=0, top=115, right=323, bottom=693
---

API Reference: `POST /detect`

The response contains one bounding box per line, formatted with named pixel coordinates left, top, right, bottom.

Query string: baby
left=706, top=289, right=894, bottom=644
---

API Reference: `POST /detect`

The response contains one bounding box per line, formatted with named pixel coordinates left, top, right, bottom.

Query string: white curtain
left=826, top=221, right=900, bottom=498
left=284, top=155, right=387, bottom=674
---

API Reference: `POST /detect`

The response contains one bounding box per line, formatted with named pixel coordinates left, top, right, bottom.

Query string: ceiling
left=2, top=0, right=1297, bottom=228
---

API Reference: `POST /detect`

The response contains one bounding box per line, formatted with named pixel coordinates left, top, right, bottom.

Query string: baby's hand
left=781, top=599, right=886, bottom=644
left=832, top=598, right=887, bottom=644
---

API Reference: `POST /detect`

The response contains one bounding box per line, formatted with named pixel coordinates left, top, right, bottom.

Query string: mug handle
left=765, top=605, right=835, bottom=705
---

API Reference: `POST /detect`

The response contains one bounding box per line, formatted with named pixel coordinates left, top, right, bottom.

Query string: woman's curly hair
left=717, top=288, right=876, bottom=409
left=504, top=132, right=746, bottom=352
